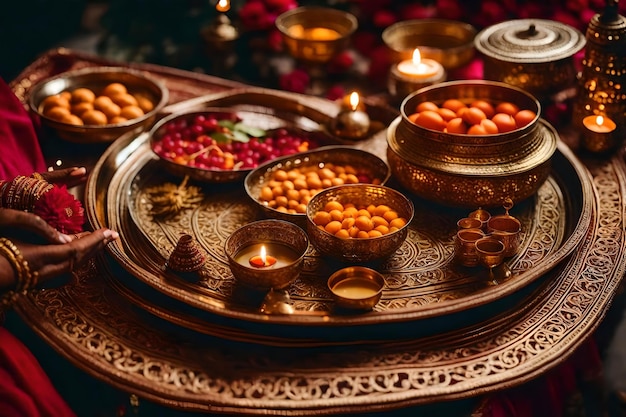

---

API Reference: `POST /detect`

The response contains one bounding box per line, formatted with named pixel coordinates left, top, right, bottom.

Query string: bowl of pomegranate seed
left=149, top=108, right=329, bottom=183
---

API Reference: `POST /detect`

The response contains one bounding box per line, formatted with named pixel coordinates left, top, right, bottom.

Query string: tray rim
left=85, top=89, right=594, bottom=330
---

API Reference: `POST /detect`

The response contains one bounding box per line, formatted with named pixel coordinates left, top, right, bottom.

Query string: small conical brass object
left=168, top=234, right=206, bottom=272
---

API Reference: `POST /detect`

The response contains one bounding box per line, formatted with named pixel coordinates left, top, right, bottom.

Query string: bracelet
left=0, top=237, right=39, bottom=310
left=30, top=172, right=45, bottom=181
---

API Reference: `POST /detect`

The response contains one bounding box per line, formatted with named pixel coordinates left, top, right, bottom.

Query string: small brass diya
left=475, top=18, right=585, bottom=99
left=224, top=219, right=309, bottom=290
left=330, top=92, right=371, bottom=140
left=327, top=266, right=385, bottom=310
left=275, top=6, right=358, bottom=64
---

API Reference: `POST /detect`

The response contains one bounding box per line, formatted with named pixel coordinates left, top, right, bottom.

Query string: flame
left=412, top=48, right=422, bottom=66
left=216, top=0, right=230, bottom=12
left=260, top=245, right=267, bottom=265
left=349, top=91, right=360, bottom=111
left=596, top=115, right=604, bottom=126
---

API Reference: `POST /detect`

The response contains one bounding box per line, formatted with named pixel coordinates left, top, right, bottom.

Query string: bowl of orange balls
left=386, top=80, right=558, bottom=208
left=28, top=66, right=168, bottom=143
left=245, top=146, right=391, bottom=226
left=306, top=183, right=414, bottom=263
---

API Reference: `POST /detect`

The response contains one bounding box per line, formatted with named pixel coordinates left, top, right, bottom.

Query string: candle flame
left=412, top=48, right=422, bottom=65
left=349, top=91, right=360, bottom=111
left=216, top=0, right=230, bottom=12
left=596, top=115, right=604, bottom=126
left=260, top=245, right=267, bottom=264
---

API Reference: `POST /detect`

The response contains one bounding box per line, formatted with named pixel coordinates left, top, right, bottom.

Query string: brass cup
left=468, top=208, right=491, bottom=231
left=487, top=215, right=522, bottom=257
left=454, top=228, right=485, bottom=267
left=327, top=266, right=385, bottom=310
left=457, top=217, right=483, bottom=230
left=475, top=237, right=506, bottom=282
left=275, top=6, right=358, bottom=64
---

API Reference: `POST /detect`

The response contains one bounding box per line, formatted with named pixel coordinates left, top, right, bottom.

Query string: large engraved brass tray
left=85, top=89, right=593, bottom=345
left=13, top=50, right=626, bottom=415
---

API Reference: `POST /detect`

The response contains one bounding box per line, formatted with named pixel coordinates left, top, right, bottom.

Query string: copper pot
left=474, top=19, right=585, bottom=99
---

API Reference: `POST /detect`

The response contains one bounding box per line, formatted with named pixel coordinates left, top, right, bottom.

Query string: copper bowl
left=245, top=146, right=391, bottom=226
left=149, top=108, right=331, bottom=183
left=306, top=184, right=414, bottom=263
left=382, top=19, right=477, bottom=70
left=327, top=266, right=385, bottom=310
left=224, top=219, right=309, bottom=290
left=275, top=6, right=358, bottom=63
left=386, top=80, right=557, bottom=208
left=28, top=66, right=168, bottom=143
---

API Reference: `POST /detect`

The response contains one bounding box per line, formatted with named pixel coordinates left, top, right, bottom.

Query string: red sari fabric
left=0, top=77, right=76, bottom=417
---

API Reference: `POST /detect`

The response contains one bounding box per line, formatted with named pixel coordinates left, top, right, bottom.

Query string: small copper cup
left=468, top=207, right=491, bottom=231
left=487, top=215, right=521, bottom=257
left=457, top=217, right=483, bottom=230
left=455, top=228, right=485, bottom=267
left=475, top=236, right=506, bottom=283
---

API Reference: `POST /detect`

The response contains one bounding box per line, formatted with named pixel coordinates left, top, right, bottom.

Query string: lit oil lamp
left=388, top=48, right=446, bottom=100
left=224, top=220, right=309, bottom=290
left=581, top=114, right=618, bottom=153
left=201, top=0, right=239, bottom=54
left=330, top=91, right=371, bottom=140
left=248, top=245, right=277, bottom=268
left=215, top=0, right=230, bottom=12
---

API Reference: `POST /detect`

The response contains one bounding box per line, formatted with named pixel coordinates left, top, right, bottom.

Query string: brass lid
left=475, top=18, right=585, bottom=63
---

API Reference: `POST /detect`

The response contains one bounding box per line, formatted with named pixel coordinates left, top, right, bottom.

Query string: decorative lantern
left=572, top=0, right=626, bottom=152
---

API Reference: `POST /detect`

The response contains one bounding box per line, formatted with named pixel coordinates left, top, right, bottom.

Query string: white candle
left=583, top=115, right=616, bottom=133
left=396, top=48, right=442, bottom=79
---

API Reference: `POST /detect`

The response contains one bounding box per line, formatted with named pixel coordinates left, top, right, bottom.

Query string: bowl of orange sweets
left=245, top=146, right=390, bottom=226
left=28, top=67, right=168, bottom=143
left=306, top=183, right=414, bottom=263
left=386, top=80, right=557, bottom=208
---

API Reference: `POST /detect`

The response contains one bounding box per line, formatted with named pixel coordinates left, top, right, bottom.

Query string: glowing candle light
left=396, top=48, right=442, bottom=79
left=216, top=0, right=230, bottom=12
left=249, top=245, right=277, bottom=268
left=583, top=115, right=616, bottom=133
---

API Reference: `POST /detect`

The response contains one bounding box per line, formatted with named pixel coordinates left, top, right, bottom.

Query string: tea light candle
left=581, top=114, right=619, bottom=153
left=234, top=242, right=299, bottom=269
left=216, top=0, right=230, bottom=12
left=330, top=91, right=371, bottom=140
left=388, top=48, right=446, bottom=100
left=249, top=245, right=277, bottom=268
left=583, top=115, right=616, bottom=133
left=397, top=49, right=442, bottom=79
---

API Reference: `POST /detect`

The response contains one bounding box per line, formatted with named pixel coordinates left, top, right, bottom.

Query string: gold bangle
left=0, top=237, right=38, bottom=293
left=30, top=172, right=45, bottom=181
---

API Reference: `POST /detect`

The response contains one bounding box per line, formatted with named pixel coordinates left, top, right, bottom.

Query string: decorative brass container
left=28, top=66, right=168, bottom=143
left=327, top=266, right=385, bottom=310
left=306, top=184, right=414, bottom=263
left=386, top=80, right=558, bottom=208
left=275, top=6, right=358, bottom=64
left=224, top=219, right=309, bottom=290
left=382, top=19, right=477, bottom=70
left=475, top=19, right=585, bottom=99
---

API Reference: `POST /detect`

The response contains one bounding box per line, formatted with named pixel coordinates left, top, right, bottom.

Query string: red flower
left=328, top=51, right=354, bottom=73
left=265, top=0, right=298, bottom=15
left=401, top=4, right=437, bottom=20
left=352, top=31, right=380, bottom=57
left=372, top=10, right=397, bottom=29
left=33, top=185, right=84, bottom=234
left=267, top=28, right=284, bottom=52
left=435, top=0, right=464, bottom=21
left=366, top=46, right=392, bottom=87
left=279, top=69, right=310, bottom=94
left=239, top=1, right=272, bottom=31
left=325, top=85, right=346, bottom=102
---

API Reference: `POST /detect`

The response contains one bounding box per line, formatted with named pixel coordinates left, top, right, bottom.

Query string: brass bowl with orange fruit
left=386, top=80, right=558, bottom=208
left=305, top=184, right=414, bottom=263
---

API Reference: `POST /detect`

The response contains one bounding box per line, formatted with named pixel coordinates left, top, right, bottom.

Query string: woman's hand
left=38, top=166, right=88, bottom=189
left=0, top=208, right=119, bottom=291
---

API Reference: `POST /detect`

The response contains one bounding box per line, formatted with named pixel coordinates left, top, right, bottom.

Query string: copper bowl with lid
left=474, top=18, right=585, bottom=99
left=386, top=80, right=558, bottom=208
